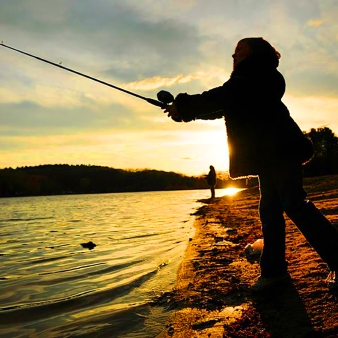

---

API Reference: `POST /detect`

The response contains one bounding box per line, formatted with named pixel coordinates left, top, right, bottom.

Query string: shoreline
left=155, top=175, right=338, bottom=337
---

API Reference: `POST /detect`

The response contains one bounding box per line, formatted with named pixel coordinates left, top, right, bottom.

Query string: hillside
left=0, top=164, right=243, bottom=197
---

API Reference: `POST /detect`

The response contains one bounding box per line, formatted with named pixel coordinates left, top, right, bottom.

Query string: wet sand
left=155, top=175, right=338, bottom=337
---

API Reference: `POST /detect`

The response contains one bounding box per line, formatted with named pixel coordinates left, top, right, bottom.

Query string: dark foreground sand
left=155, top=175, right=338, bottom=338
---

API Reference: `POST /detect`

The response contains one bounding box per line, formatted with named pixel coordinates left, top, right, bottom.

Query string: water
left=0, top=189, right=227, bottom=337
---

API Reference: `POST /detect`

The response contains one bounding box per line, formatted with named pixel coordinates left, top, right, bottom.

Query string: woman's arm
left=170, top=77, right=245, bottom=122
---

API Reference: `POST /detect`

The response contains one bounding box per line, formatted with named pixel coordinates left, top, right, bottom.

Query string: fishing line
left=0, top=41, right=168, bottom=108
left=1, top=41, right=222, bottom=120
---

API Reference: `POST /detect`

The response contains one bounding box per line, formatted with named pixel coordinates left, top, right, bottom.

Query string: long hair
left=240, top=37, right=281, bottom=68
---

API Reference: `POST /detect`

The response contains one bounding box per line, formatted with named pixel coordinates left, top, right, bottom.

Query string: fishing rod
left=0, top=42, right=174, bottom=108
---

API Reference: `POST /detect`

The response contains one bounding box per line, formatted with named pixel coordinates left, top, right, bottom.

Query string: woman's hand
left=163, top=103, right=181, bottom=121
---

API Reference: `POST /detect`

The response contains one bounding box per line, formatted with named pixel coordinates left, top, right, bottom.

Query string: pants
left=209, top=185, right=215, bottom=198
left=258, top=161, right=338, bottom=277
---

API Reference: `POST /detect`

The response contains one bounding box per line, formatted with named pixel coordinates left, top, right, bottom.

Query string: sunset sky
left=1, top=0, right=338, bottom=176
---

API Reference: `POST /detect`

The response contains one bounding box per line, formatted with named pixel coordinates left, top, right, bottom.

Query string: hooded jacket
left=206, top=167, right=217, bottom=186
left=173, top=56, right=313, bottom=179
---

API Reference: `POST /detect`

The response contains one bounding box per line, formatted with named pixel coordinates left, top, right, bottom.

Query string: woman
left=163, top=37, right=338, bottom=291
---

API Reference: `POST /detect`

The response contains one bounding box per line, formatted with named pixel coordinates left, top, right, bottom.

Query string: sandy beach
left=155, top=175, right=338, bottom=338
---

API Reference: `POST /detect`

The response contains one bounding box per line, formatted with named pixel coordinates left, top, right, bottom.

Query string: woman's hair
left=240, top=37, right=281, bottom=67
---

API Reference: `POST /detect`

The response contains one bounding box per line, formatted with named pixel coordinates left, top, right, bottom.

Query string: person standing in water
left=162, top=37, right=338, bottom=291
left=206, top=165, right=217, bottom=198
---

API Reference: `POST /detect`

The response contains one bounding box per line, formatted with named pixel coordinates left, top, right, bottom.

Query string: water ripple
left=0, top=189, right=210, bottom=336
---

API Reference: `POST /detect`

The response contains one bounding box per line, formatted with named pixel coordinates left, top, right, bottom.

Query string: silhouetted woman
left=163, top=37, right=338, bottom=291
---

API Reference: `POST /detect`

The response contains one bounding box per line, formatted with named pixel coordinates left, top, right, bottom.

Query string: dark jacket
left=174, top=56, right=313, bottom=179
left=206, top=168, right=217, bottom=186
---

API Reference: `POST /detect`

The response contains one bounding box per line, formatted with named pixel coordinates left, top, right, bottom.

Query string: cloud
left=287, top=69, right=338, bottom=97
left=178, top=157, right=197, bottom=161
left=126, top=75, right=190, bottom=91
left=0, top=0, right=338, bottom=174
left=307, top=19, right=323, bottom=27
left=124, top=69, right=228, bottom=92
left=0, top=1, right=205, bottom=82
left=0, top=99, right=151, bottom=136
left=284, top=94, right=338, bottom=135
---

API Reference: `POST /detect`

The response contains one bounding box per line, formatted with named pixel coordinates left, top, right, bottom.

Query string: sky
left=1, top=0, right=338, bottom=176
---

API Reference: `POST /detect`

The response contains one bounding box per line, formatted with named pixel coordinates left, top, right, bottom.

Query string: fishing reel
left=157, top=90, right=174, bottom=105
left=157, top=90, right=182, bottom=122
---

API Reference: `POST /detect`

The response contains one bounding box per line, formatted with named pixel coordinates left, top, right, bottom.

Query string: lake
left=0, top=188, right=237, bottom=337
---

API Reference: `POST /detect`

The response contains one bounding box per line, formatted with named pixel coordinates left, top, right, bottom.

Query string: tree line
left=1, top=127, right=337, bottom=198
left=303, top=127, right=338, bottom=177
left=0, top=165, right=235, bottom=197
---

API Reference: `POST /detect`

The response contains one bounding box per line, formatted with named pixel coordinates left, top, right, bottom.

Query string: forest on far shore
left=1, top=127, right=338, bottom=198
left=0, top=165, right=241, bottom=197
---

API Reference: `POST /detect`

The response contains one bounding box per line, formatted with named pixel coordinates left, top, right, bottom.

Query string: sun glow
left=186, top=122, right=229, bottom=174
left=220, top=187, right=245, bottom=196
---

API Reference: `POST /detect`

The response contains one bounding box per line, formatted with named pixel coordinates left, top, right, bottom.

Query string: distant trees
left=1, top=127, right=337, bottom=198
left=303, top=127, right=338, bottom=177
left=0, top=165, right=231, bottom=198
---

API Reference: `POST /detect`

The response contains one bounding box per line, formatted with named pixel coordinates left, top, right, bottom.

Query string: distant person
left=162, top=37, right=338, bottom=291
left=206, top=165, right=217, bottom=198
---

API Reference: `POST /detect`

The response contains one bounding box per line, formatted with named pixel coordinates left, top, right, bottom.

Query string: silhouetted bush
left=303, top=127, right=338, bottom=177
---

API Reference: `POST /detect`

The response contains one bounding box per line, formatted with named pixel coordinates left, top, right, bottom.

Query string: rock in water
left=81, top=241, right=97, bottom=250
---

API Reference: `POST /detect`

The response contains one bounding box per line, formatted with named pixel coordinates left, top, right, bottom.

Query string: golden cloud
left=307, top=19, right=323, bottom=27
left=124, top=69, right=227, bottom=91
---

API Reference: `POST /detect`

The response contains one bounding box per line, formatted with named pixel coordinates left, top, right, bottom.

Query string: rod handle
left=145, top=97, right=167, bottom=108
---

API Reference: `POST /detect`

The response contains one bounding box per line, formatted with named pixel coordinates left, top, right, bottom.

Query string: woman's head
left=232, top=37, right=281, bottom=69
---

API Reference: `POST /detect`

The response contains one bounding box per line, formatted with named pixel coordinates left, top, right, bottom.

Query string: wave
left=0, top=268, right=158, bottom=319
left=0, top=190, right=204, bottom=337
